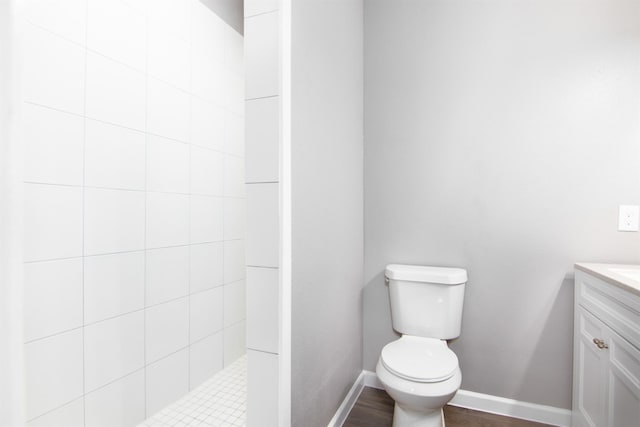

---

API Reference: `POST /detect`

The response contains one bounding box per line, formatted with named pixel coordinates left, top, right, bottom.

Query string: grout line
left=247, top=347, right=278, bottom=356
left=245, top=181, right=279, bottom=185
left=24, top=325, right=85, bottom=345
left=84, top=366, right=146, bottom=396
left=246, top=265, right=279, bottom=270
left=25, top=240, right=244, bottom=264
left=23, top=180, right=245, bottom=198
left=244, top=8, right=280, bottom=20
left=244, top=94, right=279, bottom=102
left=144, top=344, right=192, bottom=369
left=25, top=395, right=85, bottom=424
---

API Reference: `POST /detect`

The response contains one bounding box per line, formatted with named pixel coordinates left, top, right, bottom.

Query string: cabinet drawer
left=576, top=271, right=640, bottom=351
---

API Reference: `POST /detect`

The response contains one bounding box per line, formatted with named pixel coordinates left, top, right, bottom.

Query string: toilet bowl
left=378, top=264, right=467, bottom=427
left=376, top=335, right=461, bottom=427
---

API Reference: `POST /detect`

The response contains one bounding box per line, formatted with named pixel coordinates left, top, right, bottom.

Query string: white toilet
left=376, top=264, right=467, bottom=427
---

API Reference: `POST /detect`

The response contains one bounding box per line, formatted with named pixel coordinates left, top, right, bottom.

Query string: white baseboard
left=363, top=370, right=383, bottom=389
left=326, top=371, right=366, bottom=427
left=346, top=371, right=573, bottom=427
left=450, top=389, right=572, bottom=427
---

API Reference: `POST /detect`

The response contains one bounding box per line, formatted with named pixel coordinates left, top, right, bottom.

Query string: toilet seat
left=380, top=336, right=458, bottom=383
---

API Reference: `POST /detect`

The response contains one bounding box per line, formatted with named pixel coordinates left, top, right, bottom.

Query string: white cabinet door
left=574, top=308, right=608, bottom=427
left=606, top=327, right=640, bottom=427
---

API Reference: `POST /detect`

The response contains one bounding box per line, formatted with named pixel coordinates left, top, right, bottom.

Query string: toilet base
left=393, top=404, right=445, bottom=427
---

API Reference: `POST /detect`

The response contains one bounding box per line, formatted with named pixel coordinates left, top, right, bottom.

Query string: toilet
left=376, top=264, right=467, bottom=427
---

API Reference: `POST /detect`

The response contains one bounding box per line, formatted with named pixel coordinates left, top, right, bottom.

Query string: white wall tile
left=246, top=183, right=279, bottom=267
left=146, top=192, right=189, bottom=248
left=190, top=242, right=224, bottom=293
left=84, top=312, right=145, bottom=392
left=147, top=77, right=190, bottom=142
left=224, top=70, right=245, bottom=115
left=84, top=251, right=145, bottom=324
left=146, top=246, right=189, bottom=306
left=85, top=370, right=146, bottom=427
left=191, top=53, right=225, bottom=105
left=223, top=320, right=246, bottom=366
left=146, top=298, right=189, bottom=363
left=244, top=0, right=279, bottom=18
left=25, top=329, right=83, bottom=420
left=85, top=119, right=146, bottom=190
left=223, top=240, right=246, bottom=283
left=224, top=155, right=245, bottom=197
left=86, top=52, right=146, bottom=130
left=189, top=196, right=223, bottom=244
left=24, top=258, right=83, bottom=342
left=119, top=0, right=148, bottom=15
left=27, top=398, right=84, bottom=427
left=189, top=332, right=223, bottom=390
left=190, top=145, right=223, bottom=196
left=223, top=197, right=245, bottom=240
left=22, top=1, right=247, bottom=418
left=147, top=135, right=189, bottom=193
left=146, top=349, right=189, bottom=417
left=225, top=111, right=245, bottom=157
left=225, top=27, right=244, bottom=75
left=190, top=96, right=224, bottom=151
left=148, top=24, right=189, bottom=91
left=224, top=280, right=246, bottom=327
left=245, top=11, right=279, bottom=99
left=24, top=183, right=83, bottom=262
left=148, top=0, right=189, bottom=41
left=22, top=23, right=85, bottom=115
left=247, top=267, right=279, bottom=354
left=190, top=1, right=225, bottom=64
left=189, top=287, right=223, bottom=343
left=247, top=350, right=279, bottom=427
left=245, top=96, right=279, bottom=183
left=84, top=188, right=146, bottom=255
left=23, top=0, right=86, bottom=45
left=87, top=0, right=146, bottom=71
left=23, top=104, right=84, bottom=186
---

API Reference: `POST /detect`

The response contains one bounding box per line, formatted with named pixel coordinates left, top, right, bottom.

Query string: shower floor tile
left=138, top=355, right=246, bottom=427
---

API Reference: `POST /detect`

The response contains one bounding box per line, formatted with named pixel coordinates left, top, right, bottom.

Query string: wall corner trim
left=334, top=371, right=572, bottom=427
left=326, top=371, right=366, bottom=427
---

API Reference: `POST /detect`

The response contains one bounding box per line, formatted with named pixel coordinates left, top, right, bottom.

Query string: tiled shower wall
left=244, top=1, right=281, bottom=425
left=21, top=1, right=245, bottom=425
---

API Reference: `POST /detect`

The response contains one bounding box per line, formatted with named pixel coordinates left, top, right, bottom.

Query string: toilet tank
left=385, top=264, right=467, bottom=340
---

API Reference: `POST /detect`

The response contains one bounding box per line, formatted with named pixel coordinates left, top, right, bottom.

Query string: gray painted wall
left=364, top=0, right=640, bottom=409
left=291, top=0, right=364, bottom=426
left=200, top=0, right=243, bottom=34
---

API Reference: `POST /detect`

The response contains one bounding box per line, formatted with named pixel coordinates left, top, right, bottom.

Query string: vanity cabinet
left=573, top=269, right=640, bottom=427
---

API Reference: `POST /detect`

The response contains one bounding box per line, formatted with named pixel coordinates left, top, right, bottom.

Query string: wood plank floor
left=343, top=388, right=552, bottom=427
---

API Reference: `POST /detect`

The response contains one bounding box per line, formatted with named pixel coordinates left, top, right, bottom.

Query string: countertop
left=575, top=263, right=640, bottom=297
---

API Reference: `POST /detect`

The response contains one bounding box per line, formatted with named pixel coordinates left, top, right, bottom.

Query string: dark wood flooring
left=344, top=388, right=552, bottom=427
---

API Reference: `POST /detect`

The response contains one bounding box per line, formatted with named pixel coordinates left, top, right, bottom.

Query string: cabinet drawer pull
left=593, top=338, right=609, bottom=349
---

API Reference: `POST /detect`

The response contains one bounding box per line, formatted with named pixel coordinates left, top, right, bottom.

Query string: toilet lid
left=381, top=336, right=458, bottom=383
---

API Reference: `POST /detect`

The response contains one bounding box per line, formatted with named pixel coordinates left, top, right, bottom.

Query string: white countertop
left=575, top=263, right=640, bottom=297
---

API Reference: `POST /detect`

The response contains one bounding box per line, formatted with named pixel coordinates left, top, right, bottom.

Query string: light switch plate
left=618, top=205, right=640, bottom=231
